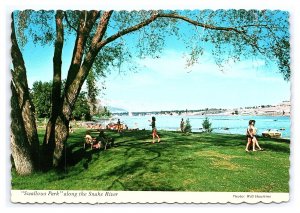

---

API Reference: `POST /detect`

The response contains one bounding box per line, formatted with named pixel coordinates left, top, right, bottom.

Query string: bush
left=202, top=117, right=212, bottom=132
left=184, top=118, right=192, bottom=133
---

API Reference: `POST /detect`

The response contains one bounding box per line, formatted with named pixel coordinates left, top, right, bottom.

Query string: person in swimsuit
left=245, top=120, right=263, bottom=152
left=150, top=116, right=160, bottom=144
left=117, top=119, right=122, bottom=133
left=180, top=118, right=185, bottom=132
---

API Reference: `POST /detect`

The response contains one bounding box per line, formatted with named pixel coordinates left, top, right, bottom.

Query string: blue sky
left=20, top=10, right=290, bottom=112
left=103, top=49, right=290, bottom=112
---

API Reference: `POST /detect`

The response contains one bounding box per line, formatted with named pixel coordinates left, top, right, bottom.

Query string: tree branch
left=64, top=11, right=77, bottom=32
left=67, top=10, right=113, bottom=104
left=98, top=12, right=159, bottom=48
left=93, top=11, right=273, bottom=68
left=99, top=11, right=270, bottom=55
left=157, top=13, right=245, bottom=33
left=65, top=10, right=99, bottom=80
left=63, top=10, right=100, bottom=117
left=92, top=11, right=113, bottom=48
left=52, top=10, right=64, bottom=115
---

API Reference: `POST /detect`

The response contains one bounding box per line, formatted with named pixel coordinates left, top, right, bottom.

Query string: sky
left=103, top=49, right=290, bottom=112
left=19, top=10, right=290, bottom=113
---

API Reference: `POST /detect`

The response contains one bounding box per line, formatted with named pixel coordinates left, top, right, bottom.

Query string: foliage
left=202, top=117, right=212, bottom=132
left=30, top=81, right=52, bottom=118
left=72, top=91, right=91, bottom=121
left=14, top=9, right=290, bottom=80
left=98, top=106, right=111, bottom=118
left=11, top=129, right=290, bottom=192
left=86, top=70, right=99, bottom=115
left=184, top=118, right=192, bottom=133
left=30, top=80, right=91, bottom=120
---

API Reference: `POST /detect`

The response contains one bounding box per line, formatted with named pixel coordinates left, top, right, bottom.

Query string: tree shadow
left=194, top=134, right=290, bottom=153
left=55, top=130, right=289, bottom=185
left=95, top=158, right=180, bottom=191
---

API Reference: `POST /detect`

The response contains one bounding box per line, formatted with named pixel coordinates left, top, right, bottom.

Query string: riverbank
left=11, top=129, right=290, bottom=192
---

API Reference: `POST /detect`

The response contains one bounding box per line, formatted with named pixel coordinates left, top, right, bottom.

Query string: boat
left=262, top=129, right=282, bottom=138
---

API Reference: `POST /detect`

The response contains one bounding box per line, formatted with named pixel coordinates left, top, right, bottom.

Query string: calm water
left=108, top=115, right=290, bottom=139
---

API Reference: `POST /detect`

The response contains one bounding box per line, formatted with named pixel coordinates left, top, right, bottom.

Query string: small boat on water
left=262, top=129, right=282, bottom=138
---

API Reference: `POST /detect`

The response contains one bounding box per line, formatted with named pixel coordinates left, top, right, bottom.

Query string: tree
left=11, top=82, right=36, bottom=175
left=98, top=106, right=111, bottom=118
left=86, top=70, right=100, bottom=116
left=72, top=91, right=92, bottom=121
left=184, top=118, right=192, bottom=134
left=11, top=9, right=290, bottom=173
left=30, top=80, right=92, bottom=120
left=31, top=81, right=52, bottom=118
left=202, top=117, right=212, bottom=133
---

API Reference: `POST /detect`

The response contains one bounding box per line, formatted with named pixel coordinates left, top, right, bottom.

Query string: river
left=107, top=115, right=290, bottom=139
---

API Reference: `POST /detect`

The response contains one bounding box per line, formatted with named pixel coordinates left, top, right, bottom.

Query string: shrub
left=184, top=118, right=192, bottom=133
left=202, top=117, right=212, bottom=132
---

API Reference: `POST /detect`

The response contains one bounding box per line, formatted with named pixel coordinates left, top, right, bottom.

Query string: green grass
left=11, top=129, right=290, bottom=192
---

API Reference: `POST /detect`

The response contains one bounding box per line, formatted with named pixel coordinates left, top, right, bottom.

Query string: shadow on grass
left=187, top=133, right=290, bottom=154
left=58, top=130, right=289, bottom=184
left=60, top=130, right=162, bottom=173
left=96, top=158, right=181, bottom=191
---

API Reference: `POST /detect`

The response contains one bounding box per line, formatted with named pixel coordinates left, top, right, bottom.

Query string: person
left=96, top=131, right=107, bottom=149
left=84, top=130, right=94, bottom=149
left=86, top=130, right=103, bottom=149
left=180, top=118, right=185, bottom=132
left=150, top=116, right=160, bottom=144
left=96, top=131, right=114, bottom=150
left=245, top=120, right=263, bottom=152
left=117, top=119, right=122, bottom=133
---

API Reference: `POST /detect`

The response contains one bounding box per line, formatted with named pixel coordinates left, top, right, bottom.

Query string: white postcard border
left=11, top=190, right=288, bottom=204
left=3, top=0, right=300, bottom=208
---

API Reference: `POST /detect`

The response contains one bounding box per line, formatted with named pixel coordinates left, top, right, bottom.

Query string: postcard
left=10, top=9, right=290, bottom=204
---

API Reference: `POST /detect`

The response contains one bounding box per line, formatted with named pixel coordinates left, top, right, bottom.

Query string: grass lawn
left=11, top=128, right=290, bottom=192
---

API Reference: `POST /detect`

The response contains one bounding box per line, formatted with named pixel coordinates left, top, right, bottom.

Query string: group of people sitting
left=84, top=130, right=115, bottom=150
left=245, top=119, right=263, bottom=152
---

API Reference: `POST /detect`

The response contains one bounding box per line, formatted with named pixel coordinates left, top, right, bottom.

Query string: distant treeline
left=112, top=108, right=227, bottom=116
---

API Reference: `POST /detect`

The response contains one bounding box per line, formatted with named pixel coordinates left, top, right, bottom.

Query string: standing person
left=180, top=118, right=185, bottom=132
left=150, top=116, right=160, bottom=144
left=245, top=120, right=263, bottom=152
left=117, top=119, right=122, bottom=133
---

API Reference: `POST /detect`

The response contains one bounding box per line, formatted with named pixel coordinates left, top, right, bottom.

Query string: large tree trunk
left=50, top=11, right=112, bottom=167
left=42, top=10, right=66, bottom=169
left=11, top=13, right=40, bottom=171
left=43, top=11, right=100, bottom=168
left=11, top=83, right=35, bottom=175
left=43, top=114, right=69, bottom=169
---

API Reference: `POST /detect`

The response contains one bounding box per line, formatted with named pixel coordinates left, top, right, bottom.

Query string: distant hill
left=107, top=106, right=128, bottom=113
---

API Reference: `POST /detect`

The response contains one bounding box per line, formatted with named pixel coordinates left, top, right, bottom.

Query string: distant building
left=278, top=101, right=291, bottom=107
